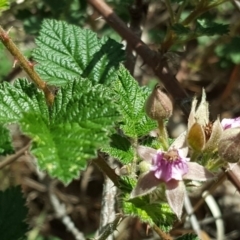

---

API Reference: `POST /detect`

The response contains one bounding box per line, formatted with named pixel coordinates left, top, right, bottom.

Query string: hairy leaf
left=0, top=186, right=28, bottom=240
left=51, top=78, right=118, bottom=127
left=123, top=195, right=174, bottom=229
left=215, top=37, right=240, bottom=64
left=102, top=133, right=134, bottom=164
left=0, top=79, right=48, bottom=124
left=172, top=23, right=191, bottom=36
left=112, top=66, right=157, bottom=138
left=0, top=124, right=13, bottom=155
left=177, top=234, right=200, bottom=240
left=196, top=19, right=229, bottom=36
left=18, top=78, right=118, bottom=184
left=32, top=19, right=124, bottom=86
left=21, top=113, right=110, bottom=183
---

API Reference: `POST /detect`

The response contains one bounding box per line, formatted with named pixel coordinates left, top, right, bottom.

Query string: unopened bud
left=145, top=84, right=173, bottom=121
left=218, top=127, right=240, bottom=163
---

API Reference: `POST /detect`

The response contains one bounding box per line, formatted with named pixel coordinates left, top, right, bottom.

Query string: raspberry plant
left=0, top=0, right=240, bottom=240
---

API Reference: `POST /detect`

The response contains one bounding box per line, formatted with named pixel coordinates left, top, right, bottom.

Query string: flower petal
left=137, top=146, right=157, bottom=163
left=151, top=150, right=189, bottom=182
left=130, top=171, right=160, bottom=198
left=166, top=180, right=185, bottom=219
left=169, top=131, right=188, bottom=157
left=221, top=117, right=240, bottom=130
left=205, top=118, right=223, bottom=152
left=184, top=162, right=215, bottom=181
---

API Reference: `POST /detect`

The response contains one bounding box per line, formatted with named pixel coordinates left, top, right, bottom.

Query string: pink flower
left=151, top=149, right=189, bottom=182
left=221, top=117, right=240, bottom=130
left=130, top=146, right=214, bottom=219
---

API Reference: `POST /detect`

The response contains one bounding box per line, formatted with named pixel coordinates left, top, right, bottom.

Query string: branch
left=87, top=0, right=191, bottom=116
left=0, top=141, right=31, bottom=170
left=0, top=26, right=55, bottom=105
left=49, top=182, right=86, bottom=240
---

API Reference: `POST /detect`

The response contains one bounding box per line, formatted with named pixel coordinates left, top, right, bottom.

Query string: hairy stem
left=0, top=26, right=55, bottom=105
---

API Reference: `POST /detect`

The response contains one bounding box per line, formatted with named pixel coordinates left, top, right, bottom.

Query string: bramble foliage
left=0, top=0, right=235, bottom=238
left=0, top=186, right=28, bottom=240
left=0, top=124, right=13, bottom=155
left=32, top=19, right=124, bottom=86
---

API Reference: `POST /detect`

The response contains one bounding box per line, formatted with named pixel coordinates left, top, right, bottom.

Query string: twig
left=184, top=191, right=202, bottom=239
left=0, top=26, right=55, bottom=105
left=49, top=182, right=86, bottom=240
left=0, top=141, right=31, bottom=170
left=152, top=224, right=173, bottom=240
left=87, top=0, right=191, bottom=116
left=124, top=0, right=147, bottom=75
left=95, top=214, right=123, bottom=240
left=164, top=0, right=175, bottom=24
left=98, top=157, right=118, bottom=240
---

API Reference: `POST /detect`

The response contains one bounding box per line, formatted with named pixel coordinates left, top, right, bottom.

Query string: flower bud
left=218, top=127, right=240, bottom=163
left=145, top=84, right=173, bottom=121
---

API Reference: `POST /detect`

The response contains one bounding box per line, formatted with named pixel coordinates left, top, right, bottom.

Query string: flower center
left=204, top=122, right=213, bottom=141
left=162, top=149, right=179, bottom=162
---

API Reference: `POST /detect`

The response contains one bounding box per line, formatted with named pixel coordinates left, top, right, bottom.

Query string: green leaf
left=0, top=79, right=49, bottom=124
left=176, top=233, right=200, bottom=240
left=0, top=0, right=9, bottom=13
left=195, top=19, right=229, bottom=36
left=172, top=23, right=191, bottom=36
left=102, top=133, right=134, bottom=164
left=51, top=78, right=118, bottom=127
left=112, top=66, right=157, bottom=138
left=19, top=78, right=118, bottom=184
left=32, top=19, right=124, bottom=86
left=0, top=124, right=14, bottom=155
left=123, top=195, right=174, bottom=229
left=21, top=114, right=104, bottom=183
left=0, top=186, right=28, bottom=240
left=215, top=37, right=240, bottom=64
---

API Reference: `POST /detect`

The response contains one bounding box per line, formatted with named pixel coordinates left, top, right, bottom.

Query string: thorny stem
left=0, top=26, right=55, bottom=105
left=152, top=224, right=173, bottom=240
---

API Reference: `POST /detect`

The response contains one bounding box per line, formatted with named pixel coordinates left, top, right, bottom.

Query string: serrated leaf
left=195, top=19, right=229, bottom=36
left=0, top=124, right=14, bottom=155
left=0, top=79, right=49, bottom=124
left=32, top=19, right=124, bottom=86
left=215, top=37, right=240, bottom=64
left=112, top=66, right=157, bottom=138
left=123, top=195, right=174, bottom=229
left=18, top=78, right=118, bottom=184
left=51, top=78, right=118, bottom=127
left=172, top=23, right=191, bottom=36
left=0, top=186, right=28, bottom=240
left=102, top=133, right=134, bottom=164
left=176, top=233, right=200, bottom=240
left=21, top=113, right=110, bottom=183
